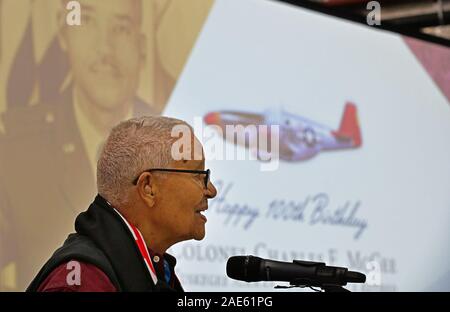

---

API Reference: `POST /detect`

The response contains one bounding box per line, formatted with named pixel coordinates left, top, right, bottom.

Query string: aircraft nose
left=204, top=112, right=220, bottom=125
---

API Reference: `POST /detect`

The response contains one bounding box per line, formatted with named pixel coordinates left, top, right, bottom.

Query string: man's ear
left=136, top=172, right=156, bottom=208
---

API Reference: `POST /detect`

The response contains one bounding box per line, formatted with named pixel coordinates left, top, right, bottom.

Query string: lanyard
left=113, top=208, right=158, bottom=285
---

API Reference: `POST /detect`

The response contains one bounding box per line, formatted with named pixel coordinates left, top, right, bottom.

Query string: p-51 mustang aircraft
left=203, top=103, right=362, bottom=161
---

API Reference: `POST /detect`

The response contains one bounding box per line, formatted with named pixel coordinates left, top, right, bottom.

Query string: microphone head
left=345, top=271, right=366, bottom=283
left=226, top=256, right=262, bottom=282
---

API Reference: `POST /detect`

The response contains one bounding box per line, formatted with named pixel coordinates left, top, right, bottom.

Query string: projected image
left=203, top=102, right=362, bottom=162
left=164, top=0, right=450, bottom=292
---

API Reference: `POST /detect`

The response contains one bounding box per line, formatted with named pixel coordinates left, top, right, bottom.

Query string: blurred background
left=299, top=0, right=450, bottom=39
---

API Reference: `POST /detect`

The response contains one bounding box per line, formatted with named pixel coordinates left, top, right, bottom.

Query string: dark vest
left=27, top=195, right=182, bottom=292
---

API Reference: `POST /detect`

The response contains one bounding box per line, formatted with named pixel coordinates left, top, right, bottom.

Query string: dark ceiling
left=283, top=0, right=450, bottom=43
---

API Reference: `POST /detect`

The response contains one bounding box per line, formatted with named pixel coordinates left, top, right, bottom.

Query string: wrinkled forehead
left=64, top=0, right=142, bottom=25
left=182, top=132, right=204, bottom=161
left=170, top=131, right=205, bottom=169
left=193, top=136, right=204, bottom=161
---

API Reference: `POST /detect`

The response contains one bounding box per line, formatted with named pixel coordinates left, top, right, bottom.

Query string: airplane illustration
left=203, top=102, right=362, bottom=162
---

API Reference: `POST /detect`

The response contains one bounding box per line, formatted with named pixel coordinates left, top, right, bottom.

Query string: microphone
left=226, top=255, right=366, bottom=287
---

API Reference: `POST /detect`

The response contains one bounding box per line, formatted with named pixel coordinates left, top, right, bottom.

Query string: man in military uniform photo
left=0, top=0, right=156, bottom=290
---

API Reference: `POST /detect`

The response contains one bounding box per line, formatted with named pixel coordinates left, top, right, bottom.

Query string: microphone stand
left=278, top=260, right=364, bottom=292
left=281, top=280, right=352, bottom=292
left=321, top=285, right=351, bottom=292
left=274, top=283, right=351, bottom=292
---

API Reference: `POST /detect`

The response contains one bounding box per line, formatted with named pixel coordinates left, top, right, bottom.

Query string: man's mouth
left=195, top=207, right=208, bottom=222
left=91, top=63, right=121, bottom=78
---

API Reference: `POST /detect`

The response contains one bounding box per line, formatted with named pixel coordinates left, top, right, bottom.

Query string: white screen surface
left=163, top=0, right=450, bottom=291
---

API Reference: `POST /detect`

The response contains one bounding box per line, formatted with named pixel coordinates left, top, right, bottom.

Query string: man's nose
left=205, top=181, right=217, bottom=199
left=95, top=27, right=115, bottom=57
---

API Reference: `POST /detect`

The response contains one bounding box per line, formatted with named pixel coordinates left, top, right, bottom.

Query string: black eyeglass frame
left=132, top=168, right=210, bottom=188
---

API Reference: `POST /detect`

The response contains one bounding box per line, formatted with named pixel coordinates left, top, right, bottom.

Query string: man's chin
left=193, top=230, right=206, bottom=241
left=81, top=84, right=128, bottom=110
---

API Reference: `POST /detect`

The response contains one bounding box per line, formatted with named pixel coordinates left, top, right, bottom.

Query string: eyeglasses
left=132, top=168, right=211, bottom=189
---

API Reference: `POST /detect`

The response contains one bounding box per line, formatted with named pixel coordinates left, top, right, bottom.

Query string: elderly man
left=26, top=116, right=217, bottom=292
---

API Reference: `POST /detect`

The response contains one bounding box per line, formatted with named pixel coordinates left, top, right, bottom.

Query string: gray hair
left=97, top=116, right=189, bottom=207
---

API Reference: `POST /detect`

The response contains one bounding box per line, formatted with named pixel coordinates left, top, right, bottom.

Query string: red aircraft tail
left=334, top=102, right=362, bottom=147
